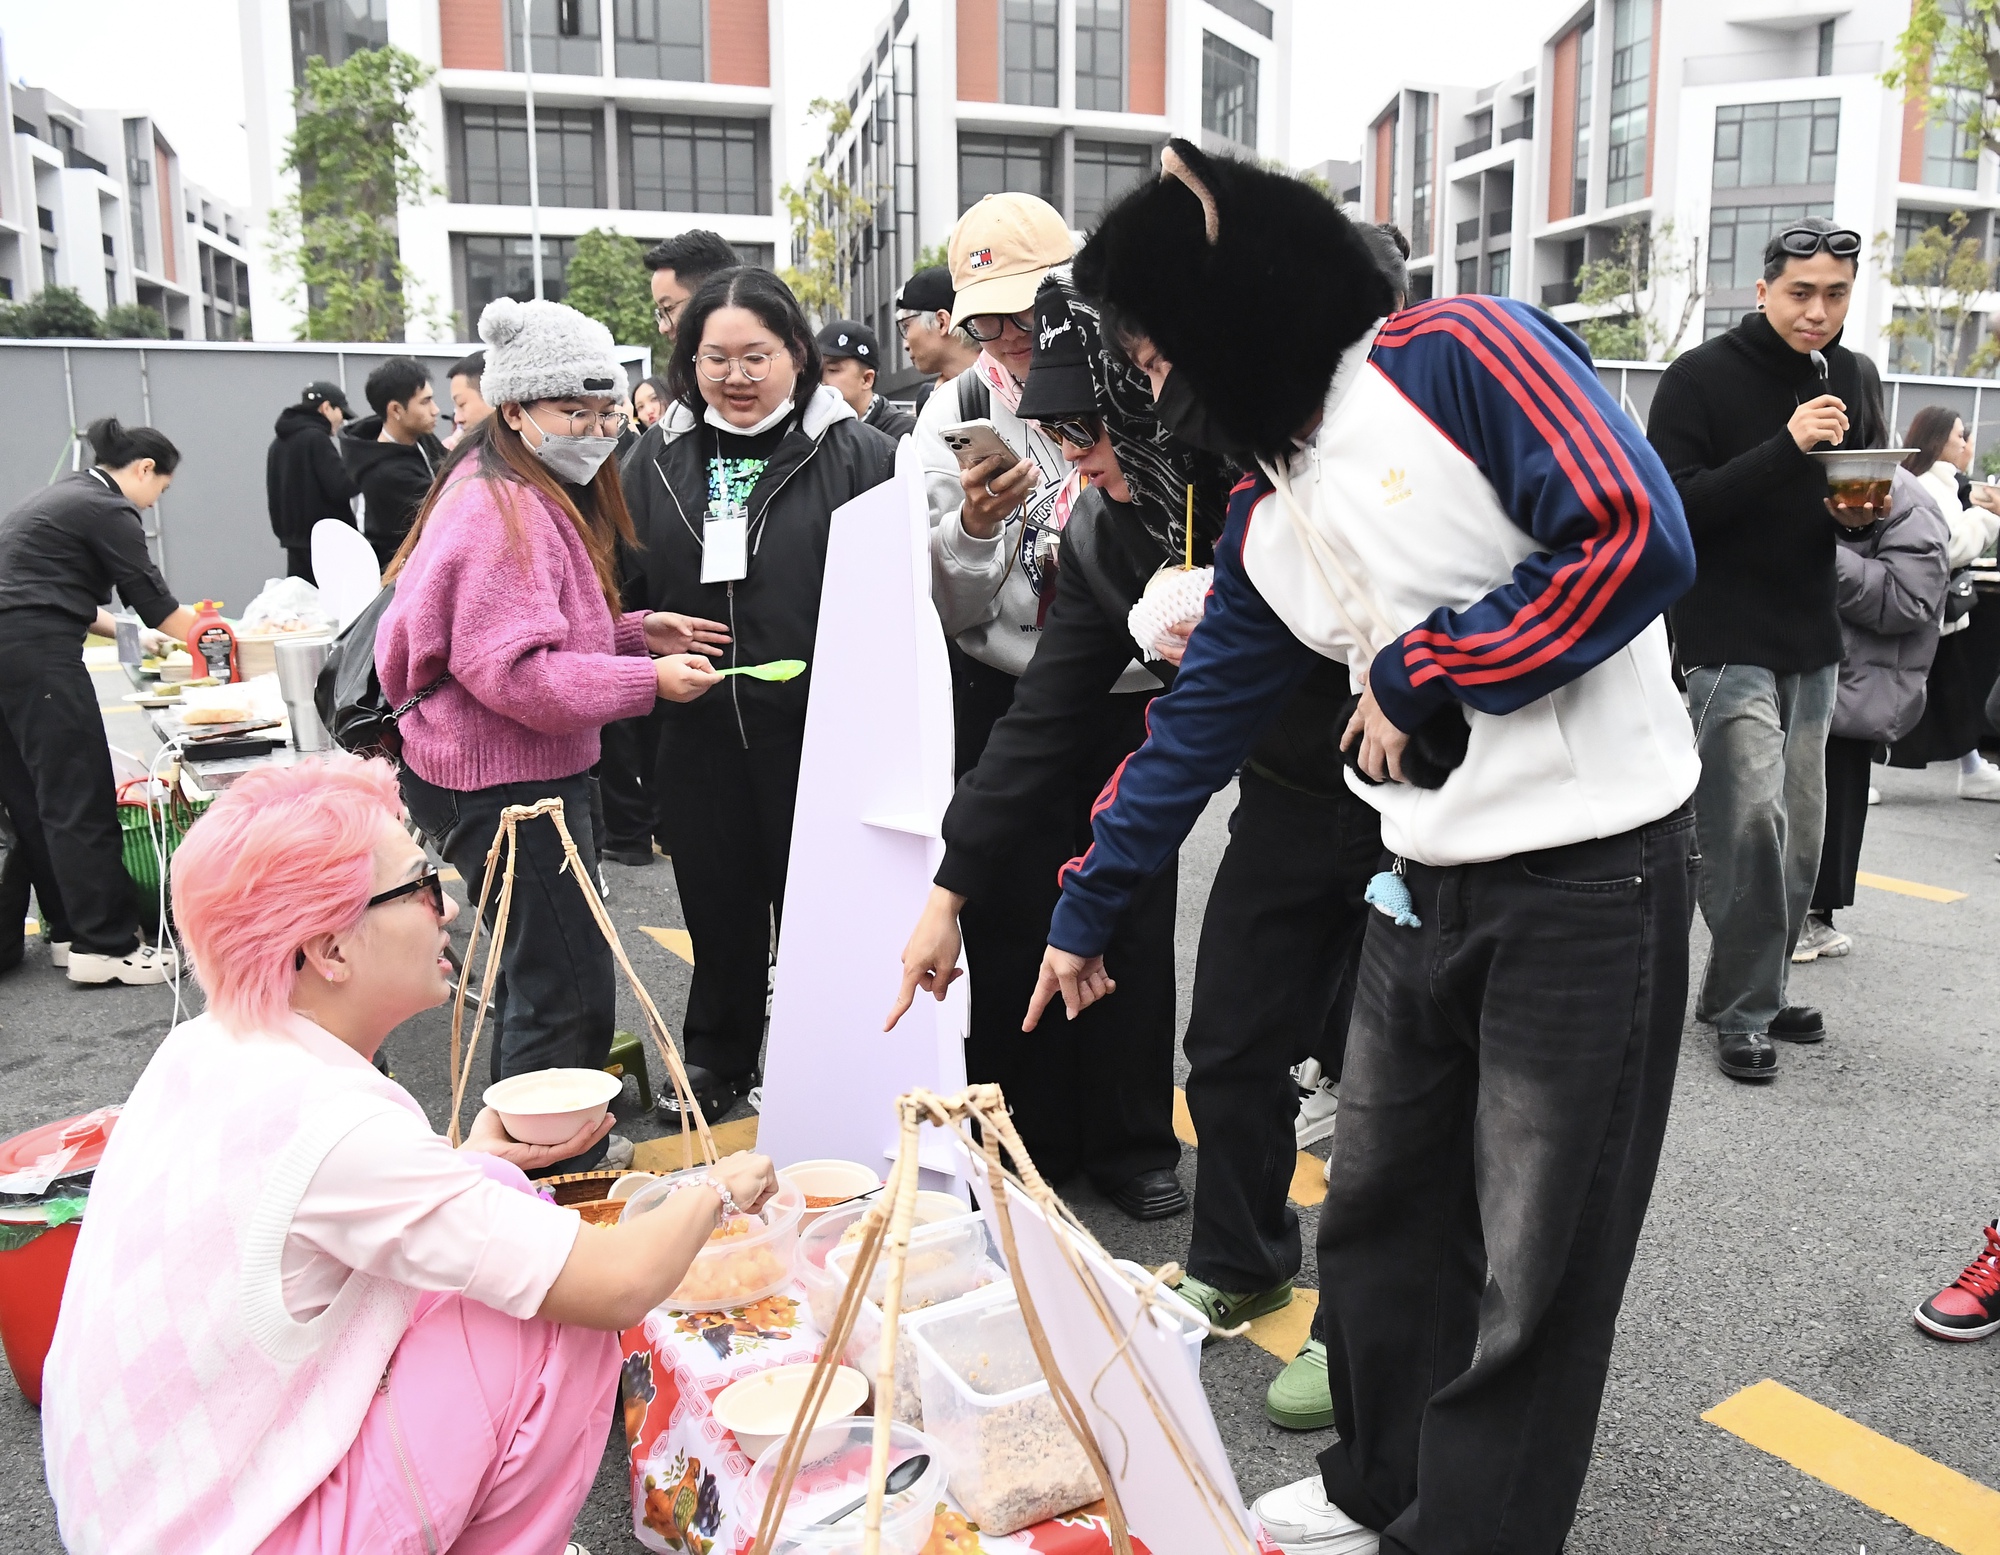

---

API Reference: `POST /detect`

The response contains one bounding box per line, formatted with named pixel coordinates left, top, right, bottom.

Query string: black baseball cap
left=301, top=380, right=351, bottom=414
left=895, top=266, right=955, bottom=314
left=1015, top=280, right=1094, bottom=423
left=815, top=320, right=881, bottom=365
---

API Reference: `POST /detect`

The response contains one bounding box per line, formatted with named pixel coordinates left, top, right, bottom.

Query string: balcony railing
left=1500, top=120, right=1533, bottom=144
left=1456, top=216, right=1482, bottom=244
left=63, top=146, right=107, bottom=174
left=1489, top=210, right=1512, bottom=237
left=1542, top=280, right=1580, bottom=306
left=1454, top=133, right=1493, bottom=160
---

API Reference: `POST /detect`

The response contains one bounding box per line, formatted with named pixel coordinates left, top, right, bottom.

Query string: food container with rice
left=741, top=1418, right=946, bottom=1555
left=620, top=1167, right=805, bottom=1311
left=483, top=1068, right=623, bottom=1146
left=1811, top=449, right=1917, bottom=527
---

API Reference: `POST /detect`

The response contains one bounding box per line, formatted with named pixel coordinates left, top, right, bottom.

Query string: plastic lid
left=0, top=1107, right=120, bottom=1191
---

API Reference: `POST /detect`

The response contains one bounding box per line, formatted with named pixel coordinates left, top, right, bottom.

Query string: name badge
left=701, top=502, right=748, bottom=584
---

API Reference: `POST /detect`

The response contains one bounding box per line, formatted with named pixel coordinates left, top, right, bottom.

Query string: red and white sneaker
left=1914, top=1221, right=2000, bottom=1342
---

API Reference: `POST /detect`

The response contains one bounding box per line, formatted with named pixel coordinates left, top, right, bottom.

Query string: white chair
left=311, top=519, right=384, bottom=631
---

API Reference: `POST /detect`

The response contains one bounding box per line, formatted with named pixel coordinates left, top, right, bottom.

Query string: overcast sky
left=0, top=0, right=1559, bottom=212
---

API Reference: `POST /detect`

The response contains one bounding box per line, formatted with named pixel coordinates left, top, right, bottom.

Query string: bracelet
left=697, top=1173, right=739, bottom=1219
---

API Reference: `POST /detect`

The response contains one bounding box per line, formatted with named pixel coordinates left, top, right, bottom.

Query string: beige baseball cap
left=948, top=193, right=1075, bottom=326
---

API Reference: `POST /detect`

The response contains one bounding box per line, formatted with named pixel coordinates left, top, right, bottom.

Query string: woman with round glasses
left=622, top=268, right=898, bottom=1119
left=377, top=299, right=729, bottom=1172
left=42, top=755, right=778, bottom=1554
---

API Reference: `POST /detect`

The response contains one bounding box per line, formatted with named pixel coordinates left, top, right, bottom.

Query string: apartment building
left=0, top=35, right=252, bottom=338
left=807, top=0, right=1292, bottom=371
left=241, top=0, right=788, bottom=343
left=1362, top=0, right=2000, bottom=371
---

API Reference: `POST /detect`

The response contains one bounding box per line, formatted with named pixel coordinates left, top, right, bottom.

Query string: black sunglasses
left=963, top=309, right=1037, bottom=343
left=1042, top=415, right=1101, bottom=450
left=293, top=869, right=448, bottom=970
left=1773, top=224, right=1862, bottom=260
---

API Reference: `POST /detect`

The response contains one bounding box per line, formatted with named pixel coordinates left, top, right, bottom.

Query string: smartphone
left=941, top=419, right=1021, bottom=470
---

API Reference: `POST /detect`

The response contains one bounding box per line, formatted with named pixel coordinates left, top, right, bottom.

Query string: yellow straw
left=1184, top=484, right=1195, bottom=570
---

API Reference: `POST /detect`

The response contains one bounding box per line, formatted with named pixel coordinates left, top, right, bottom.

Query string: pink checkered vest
left=41, top=1012, right=422, bottom=1554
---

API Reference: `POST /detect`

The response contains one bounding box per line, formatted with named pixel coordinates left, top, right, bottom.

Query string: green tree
left=1877, top=210, right=1997, bottom=374
left=911, top=241, right=950, bottom=273
left=271, top=45, right=437, bottom=342
left=1886, top=0, right=1999, bottom=168
left=1572, top=220, right=1703, bottom=362
left=2, top=286, right=106, bottom=339
left=778, top=100, right=875, bottom=322
left=104, top=302, right=168, bottom=339
left=563, top=228, right=654, bottom=345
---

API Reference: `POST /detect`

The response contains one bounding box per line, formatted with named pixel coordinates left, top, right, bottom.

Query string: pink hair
left=169, top=754, right=405, bottom=1031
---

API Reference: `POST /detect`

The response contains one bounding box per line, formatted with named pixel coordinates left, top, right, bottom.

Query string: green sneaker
left=1266, top=1338, right=1333, bottom=1431
left=1172, top=1275, right=1294, bottom=1340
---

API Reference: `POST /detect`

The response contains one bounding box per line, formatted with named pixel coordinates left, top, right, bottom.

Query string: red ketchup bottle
left=187, top=600, right=239, bottom=684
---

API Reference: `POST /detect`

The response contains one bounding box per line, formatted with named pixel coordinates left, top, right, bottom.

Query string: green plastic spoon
left=715, top=658, right=807, bottom=681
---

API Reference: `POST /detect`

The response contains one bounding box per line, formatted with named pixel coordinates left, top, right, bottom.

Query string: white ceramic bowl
left=785, top=1159, right=883, bottom=1225
left=714, top=1363, right=870, bottom=1459
left=482, top=1068, right=623, bottom=1146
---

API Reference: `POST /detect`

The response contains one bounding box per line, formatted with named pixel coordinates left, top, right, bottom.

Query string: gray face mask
left=523, top=417, right=618, bottom=485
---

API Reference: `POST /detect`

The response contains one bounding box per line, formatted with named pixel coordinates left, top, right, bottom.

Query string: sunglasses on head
left=1041, top=415, right=1102, bottom=450
left=1773, top=224, right=1862, bottom=260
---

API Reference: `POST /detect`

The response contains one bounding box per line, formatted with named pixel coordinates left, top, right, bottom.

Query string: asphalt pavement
left=1, top=666, right=1996, bottom=1552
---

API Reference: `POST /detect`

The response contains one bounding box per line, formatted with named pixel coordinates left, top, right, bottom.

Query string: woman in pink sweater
left=378, top=298, right=723, bottom=1171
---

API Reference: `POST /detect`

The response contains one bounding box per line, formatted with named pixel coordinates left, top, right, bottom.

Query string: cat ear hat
left=1073, top=138, right=1395, bottom=461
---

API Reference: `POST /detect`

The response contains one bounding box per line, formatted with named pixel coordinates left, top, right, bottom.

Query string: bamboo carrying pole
left=746, top=1086, right=1263, bottom=1555
left=445, top=797, right=717, bottom=1167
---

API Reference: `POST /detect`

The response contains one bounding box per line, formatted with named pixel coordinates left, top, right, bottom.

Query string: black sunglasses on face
left=963, top=310, right=1037, bottom=343
left=1774, top=224, right=1862, bottom=260
left=1043, top=416, right=1101, bottom=450
left=292, top=869, right=448, bottom=971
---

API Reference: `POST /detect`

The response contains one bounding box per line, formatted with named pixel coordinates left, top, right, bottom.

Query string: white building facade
left=1363, top=0, right=2000, bottom=374
left=0, top=35, right=253, bottom=339
left=241, top=0, right=789, bottom=344
left=807, top=0, right=1293, bottom=372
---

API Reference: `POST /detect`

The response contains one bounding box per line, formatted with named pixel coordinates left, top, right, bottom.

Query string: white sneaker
left=603, top=1134, right=635, bottom=1170
left=51, top=940, right=70, bottom=968
left=1295, top=1080, right=1340, bottom=1148
left=67, top=943, right=177, bottom=986
left=1251, top=1475, right=1379, bottom=1554
left=1292, top=1058, right=1323, bottom=1092
left=1324, top=1151, right=1334, bottom=1185
left=1867, top=786, right=1881, bottom=806
left=1958, top=761, right=2000, bottom=801
left=1791, top=916, right=1851, bottom=963
left=745, top=1084, right=764, bottom=1113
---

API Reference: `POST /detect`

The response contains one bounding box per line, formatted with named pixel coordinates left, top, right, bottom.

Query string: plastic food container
left=620, top=1167, right=804, bottom=1311
left=825, top=1211, right=994, bottom=1318
left=741, top=1417, right=946, bottom=1555
left=905, top=1284, right=1102, bottom=1534
left=799, top=1196, right=980, bottom=1338
left=482, top=1068, right=623, bottom=1146
left=713, top=1362, right=870, bottom=1459
left=784, top=1160, right=882, bottom=1226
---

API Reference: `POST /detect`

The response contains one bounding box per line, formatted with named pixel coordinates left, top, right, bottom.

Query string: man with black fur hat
left=1029, top=141, right=1700, bottom=1555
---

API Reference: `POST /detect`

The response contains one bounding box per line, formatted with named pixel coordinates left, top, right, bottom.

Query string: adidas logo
left=1381, top=467, right=1412, bottom=505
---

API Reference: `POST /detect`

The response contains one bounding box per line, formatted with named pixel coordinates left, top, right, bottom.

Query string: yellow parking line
left=1704, top=1379, right=2000, bottom=1554
left=1245, top=1287, right=1319, bottom=1360
left=1172, top=1087, right=1198, bottom=1147
left=1856, top=871, right=1968, bottom=903
left=632, top=1113, right=759, bottom=1172
left=1173, top=1087, right=1326, bottom=1207
left=638, top=925, right=694, bottom=964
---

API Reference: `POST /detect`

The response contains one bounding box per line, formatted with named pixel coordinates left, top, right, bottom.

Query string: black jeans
left=652, top=719, right=804, bottom=1083
left=0, top=622, right=139, bottom=955
left=597, top=707, right=661, bottom=855
left=1315, top=806, right=1694, bottom=1555
left=1811, top=733, right=1874, bottom=914
left=1181, top=769, right=1380, bottom=1294
left=400, top=766, right=613, bottom=1172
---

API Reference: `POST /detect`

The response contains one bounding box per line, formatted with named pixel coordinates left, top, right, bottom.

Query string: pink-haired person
left=40, top=754, right=776, bottom=1555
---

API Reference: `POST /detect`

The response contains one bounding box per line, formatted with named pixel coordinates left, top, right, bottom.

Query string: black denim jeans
left=400, top=766, right=613, bottom=1172
left=1315, top=806, right=1695, bottom=1555
left=1181, top=769, right=1380, bottom=1294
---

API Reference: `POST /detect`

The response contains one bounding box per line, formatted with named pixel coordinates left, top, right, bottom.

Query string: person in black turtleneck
left=1647, top=216, right=1887, bottom=1084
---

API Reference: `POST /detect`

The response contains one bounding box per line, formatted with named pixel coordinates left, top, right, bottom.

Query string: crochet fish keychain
left=1364, top=857, right=1421, bottom=929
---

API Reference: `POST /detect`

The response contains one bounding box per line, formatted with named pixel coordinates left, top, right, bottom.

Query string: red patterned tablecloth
left=618, top=1280, right=1176, bottom=1554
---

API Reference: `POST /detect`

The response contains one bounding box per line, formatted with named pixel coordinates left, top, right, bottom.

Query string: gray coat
left=1831, top=467, right=1950, bottom=742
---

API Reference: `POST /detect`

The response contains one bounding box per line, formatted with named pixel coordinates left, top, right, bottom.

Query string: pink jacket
left=377, top=464, right=658, bottom=791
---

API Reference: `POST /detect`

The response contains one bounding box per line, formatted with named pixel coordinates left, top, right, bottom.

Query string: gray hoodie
left=1831, top=467, right=1950, bottom=743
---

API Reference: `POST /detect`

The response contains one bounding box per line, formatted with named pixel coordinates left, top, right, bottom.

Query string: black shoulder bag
left=314, top=582, right=450, bottom=760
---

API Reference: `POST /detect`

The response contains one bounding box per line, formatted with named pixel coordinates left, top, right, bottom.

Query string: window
left=1890, top=305, right=1991, bottom=374
left=1706, top=201, right=1833, bottom=291
left=1712, top=100, right=1839, bottom=190
left=615, top=0, right=703, bottom=81
left=1925, top=88, right=1980, bottom=190
left=1408, top=268, right=1433, bottom=302
left=1572, top=20, right=1593, bottom=213
left=1488, top=248, right=1511, bottom=296
left=1076, top=0, right=1124, bottom=112
left=289, top=0, right=387, bottom=85
left=958, top=134, right=1053, bottom=209
left=1073, top=139, right=1150, bottom=228
left=1004, top=0, right=1058, bottom=108
left=730, top=242, right=773, bottom=268
left=1703, top=304, right=1753, bottom=340
left=1204, top=0, right=1273, bottom=37
left=1816, top=19, right=1835, bottom=76
left=453, top=105, right=601, bottom=207
left=460, top=234, right=579, bottom=317
left=1202, top=33, right=1259, bottom=149
left=624, top=114, right=768, bottom=213
left=1409, top=95, right=1433, bottom=254
left=1605, top=0, right=1650, bottom=206
left=1897, top=206, right=1987, bottom=259
left=507, top=0, right=602, bottom=76
left=1457, top=257, right=1479, bottom=294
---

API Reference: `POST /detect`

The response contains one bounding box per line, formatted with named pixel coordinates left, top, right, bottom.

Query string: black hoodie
left=266, top=403, right=360, bottom=549
left=341, top=415, right=447, bottom=565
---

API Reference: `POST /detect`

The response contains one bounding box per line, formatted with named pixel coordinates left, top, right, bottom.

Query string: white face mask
left=705, top=397, right=795, bottom=437
left=520, top=411, right=618, bottom=485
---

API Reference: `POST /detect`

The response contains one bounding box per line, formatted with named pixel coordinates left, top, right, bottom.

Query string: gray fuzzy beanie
left=476, top=297, right=627, bottom=405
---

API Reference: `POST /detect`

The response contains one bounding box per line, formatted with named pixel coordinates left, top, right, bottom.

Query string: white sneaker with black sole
left=67, top=943, right=177, bottom=986
left=1251, top=1476, right=1379, bottom=1554
left=603, top=1134, right=635, bottom=1170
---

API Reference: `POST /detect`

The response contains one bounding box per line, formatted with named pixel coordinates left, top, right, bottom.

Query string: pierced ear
left=1160, top=146, right=1221, bottom=246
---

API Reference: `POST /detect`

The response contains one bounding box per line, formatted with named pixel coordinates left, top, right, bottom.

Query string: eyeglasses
left=532, top=405, right=630, bottom=437
left=653, top=297, right=688, bottom=326
left=696, top=352, right=778, bottom=383
left=963, top=310, right=1036, bottom=343
left=895, top=312, right=927, bottom=336
left=1773, top=224, right=1863, bottom=261
left=1042, top=416, right=1101, bottom=451
left=292, top=869, right=447, bottom=969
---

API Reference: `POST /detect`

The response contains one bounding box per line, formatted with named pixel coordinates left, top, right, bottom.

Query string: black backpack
left=314, top=582, right=449, bottom=759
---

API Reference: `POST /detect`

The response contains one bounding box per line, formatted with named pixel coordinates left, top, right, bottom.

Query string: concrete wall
left=0, top=339, right=649, bottom=621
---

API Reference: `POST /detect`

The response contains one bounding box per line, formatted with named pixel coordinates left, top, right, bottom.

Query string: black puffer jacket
left=341, top=416, right=447, bottom=564
left=622, top=385, right=898, bottom=744
left=265, top=404, right=360, bottom=548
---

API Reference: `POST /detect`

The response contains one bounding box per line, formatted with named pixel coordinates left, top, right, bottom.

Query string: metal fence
left=0, top=338, right=652, bottom=619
